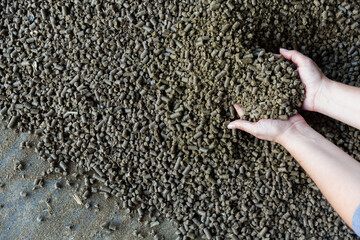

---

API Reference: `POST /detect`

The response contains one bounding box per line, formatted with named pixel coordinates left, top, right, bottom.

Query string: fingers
left=227, top=119, right=256, bottom=135
left=233, top=104, right=244, bottom=117
left=280, top=48, right=309, bottom=67
left=229, top=104, right=256, bottom=134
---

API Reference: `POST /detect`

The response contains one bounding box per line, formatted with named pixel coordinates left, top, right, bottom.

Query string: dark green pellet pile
left=0, top=0, right=359, bottom=239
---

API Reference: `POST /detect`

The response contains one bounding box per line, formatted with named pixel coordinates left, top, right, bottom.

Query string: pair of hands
left=228, top=48, right=329, bottom=143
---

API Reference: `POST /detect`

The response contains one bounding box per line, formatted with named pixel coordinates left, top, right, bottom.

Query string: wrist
left=276, top=119, right=312, bottom=147
left=314, top=76, right=332, bottom=113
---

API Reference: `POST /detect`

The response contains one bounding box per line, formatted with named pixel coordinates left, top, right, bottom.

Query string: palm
left=253, top=118, right=294, bottom=141
left=228, top=105, right=306, bottom=142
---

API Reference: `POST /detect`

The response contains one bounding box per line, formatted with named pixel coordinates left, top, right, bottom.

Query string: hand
left=227, top=104, right=307, bottom=143
left=280, top=48, right=329, bottom=112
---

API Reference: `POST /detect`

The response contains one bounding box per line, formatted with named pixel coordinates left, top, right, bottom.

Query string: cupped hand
left=227, top=104, right=306, bottom=143
left=280, top=48, right=328, bottom=112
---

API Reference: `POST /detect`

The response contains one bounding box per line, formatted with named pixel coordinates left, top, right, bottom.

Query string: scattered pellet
left=258, top=227, right=268, bottom=237
left=215, top=70, right=228, bottom=80
left=182, top=165, right=191, bottom=175
left=37, top=216, right=44, bottom=222
left=66, top=225, right=74, bottom=230
left=204, top=228, right=212, bottom=240
left=7, top=116, right=19, bottom=128
left=150, top=221, right=160, bottom=228
left=20, top=191, right=27, bottom=197
left=72, top=194, right=83, bottom=205
left=54, top=182, right=62, bottom=189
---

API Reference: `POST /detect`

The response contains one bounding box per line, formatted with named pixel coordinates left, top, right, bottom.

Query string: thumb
left=280, top=48, right=309, bottom=67
left=228, top=119, right=257, bottom=135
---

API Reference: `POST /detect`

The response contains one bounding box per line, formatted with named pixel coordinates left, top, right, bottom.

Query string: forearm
left=316, top=79, right=360, bottom=130
left=278, top=122, right=360, bottom=228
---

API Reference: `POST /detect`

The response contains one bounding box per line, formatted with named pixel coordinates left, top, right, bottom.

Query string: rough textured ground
left=0, top=126, right=176, bottom=240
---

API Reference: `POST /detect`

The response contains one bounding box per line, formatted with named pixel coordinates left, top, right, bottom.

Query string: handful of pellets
left=235, top=52, right=305, bottom=121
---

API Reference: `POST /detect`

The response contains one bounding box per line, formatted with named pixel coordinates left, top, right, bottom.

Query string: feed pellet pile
left=0, top=0, right=359, bottom=239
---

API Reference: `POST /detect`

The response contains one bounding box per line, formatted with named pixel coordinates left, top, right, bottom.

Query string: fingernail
left=280, top=48, right=288, bottom=52
left=227, top=123, right=236, bottom=129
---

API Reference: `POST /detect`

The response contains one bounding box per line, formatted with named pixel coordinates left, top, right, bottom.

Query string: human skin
left=227, top=49, right=360, bottom=229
